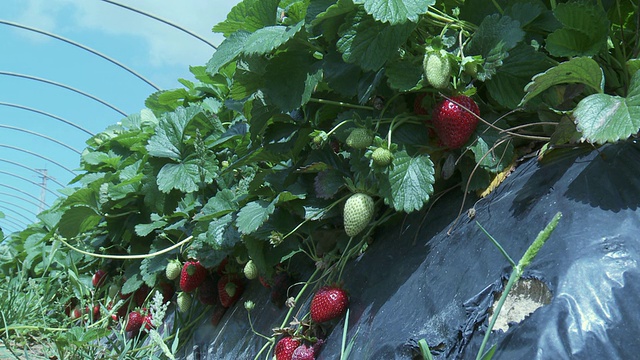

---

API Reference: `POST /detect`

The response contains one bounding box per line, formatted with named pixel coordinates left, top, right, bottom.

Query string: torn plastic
left=176, top=140, right=640, bottom=359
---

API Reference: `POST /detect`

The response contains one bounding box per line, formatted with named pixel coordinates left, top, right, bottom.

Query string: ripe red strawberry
left=125, top=311, right=143, bottom=333
left=143, top=314, right=154, bottom=330
left=275, top=336, right=301, bottom=360
left=431, top=95, right=480, bottom=149
left=180, top=260, right=207, bottom=293
left=92, top=269, right=107, bottom=288
left=217, top=275, right=244, bottom=308
left=310, top=286, right=349, bottom=323
left=291, top=344, right=315, bottom=360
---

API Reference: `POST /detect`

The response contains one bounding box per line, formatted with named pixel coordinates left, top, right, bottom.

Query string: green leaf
left=58, top=206, right=102, bottom=238
left=309, top=0, right=355, bottom=26
left=467, top=14, right=525, bottom=80
left=380, top=151, right=434, bottom=212
left=156, top=159, right=216, bottom=194
left=486, top=44, right=552, bottom=109
left=385, top=56, right=423, bottom=91
left=147, top=107, right=196, bottom=160
left=206, top=31, right=250, bottom=76
left=504, top=0, right=546, bottom=28
left=229, top=56, right=268, bottom=100
left=573, top=71, right=640, bottom=144
left=353, top=0, right=433, bottom=25
left=337, top=9, right=416, bottom=71
left=201, top=213, right=241, bottom=250
left=122, top=266, right=143, bottom=295
left=263, top=50, right=323, bottom=111
left=242, top=22, right=304, bottom=55
left=196, top=189, right=239, bottom=221
left=545, top=1, right=608, bottom=57
left=236, top=200, right=276, bottom=234
left=520, top=57, right=604, bottom=106
left=322, top=51, right=362, bottom=97
left=212, top=0, right=279, bottom=36
left=470, top=127, right=515, bottom=172
left=550, top=116, right=581, bottom=145
left=134, top=214, right=168, bottom=237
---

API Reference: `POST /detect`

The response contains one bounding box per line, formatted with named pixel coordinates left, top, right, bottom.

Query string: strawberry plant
left=1, top=0, right=639, bottom=358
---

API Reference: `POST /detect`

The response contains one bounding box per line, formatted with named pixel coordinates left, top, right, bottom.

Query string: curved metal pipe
left=0, top=158, right=66, bottom=188
left=0, top=102, right=94, bottom=136
left=0, top=124, right=81, bottom=154
left=0, top=20, right=161, bottom=90
left=0, top=170, right=60, bottom=198
left=0, top=205, right=33, bottom=224
left=101, top=0, right=218, bottom=49
left=0, top=184, right=49, bottom=208
left=0, top=191, right=48, bottom=209
left=0, top=71, right=128, bottom=117
left=0, top=199, right=39, bottom=218
left=0, top=144, right=77, bottom=176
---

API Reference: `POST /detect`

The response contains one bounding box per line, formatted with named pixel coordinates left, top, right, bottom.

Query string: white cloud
left=13, top=0, right=240, bottom=69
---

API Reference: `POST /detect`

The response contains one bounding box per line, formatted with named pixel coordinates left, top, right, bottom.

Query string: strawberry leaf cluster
left=0, top=0, right=639, bottom=357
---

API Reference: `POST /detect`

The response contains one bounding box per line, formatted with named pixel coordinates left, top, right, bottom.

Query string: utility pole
left=35, top=168, right=50, bottom=213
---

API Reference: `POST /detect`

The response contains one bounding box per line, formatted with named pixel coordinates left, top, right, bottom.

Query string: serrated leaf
left=337, top=9, right=416, bottom=71
left=242, top=22, right=304, bottom=55
left=263, top=50, right=322, bottom=111
left=550, top=116, right=582, bottom=145
left=230, top=56, right=268, bottom=101
left=470, top=128, right=515, bottom=173
left=486, top=44, right=551, bottom=109
left=380, top=151, right=434, bottom=212
left=323, top=51, right=362, bottom=97
left=353, top=0, right=433, bottom=25
left=314, top=170, right=345, bottom=199
left=573, top=71, right=640, bottom=144
left=134, top=214, right=168, bottom=237
left=202, top=213, right=241, bottom=250
left=58, top=206, right=102, bottom=238
left=236, top=200, right=276, bottom=234
left=467, top=14, right=525, bottom=80
left=212, top=0, right=279, bottom=37
left=386, top=56, right=423, bottom=91
left=545, top=1, right=608, bottom=57
left=156, top=160, right=215, bottom=194
left=309, top=0, right=355, bottom=26
left=196, top=189, right=238, bottom=221
left=121, top=266, right=143, bottom=295
left=520, top=57, right=603, bottom=106
left=146, top=107, right=203, bottom=160
left=504, top=0, right=546, bottom=28
left=206, top=31, right=250, bottom=76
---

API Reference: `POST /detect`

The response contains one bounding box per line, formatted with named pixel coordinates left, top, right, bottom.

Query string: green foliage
left=1, top=0, right=639, bottom=357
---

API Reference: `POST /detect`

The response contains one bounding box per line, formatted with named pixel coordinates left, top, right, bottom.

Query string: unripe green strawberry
left=372, top=147, right=393, bottom=167
left=345, top=128, right=373, bottom=149
left=464, top=61, right=478, bottom=77
left=343, top=193, right=374, bottom=237
left=243, top=260, right=258, bottom=280
left=177, top=292, right=192, bottom=313
left=423, top=52, right=451, bottom=89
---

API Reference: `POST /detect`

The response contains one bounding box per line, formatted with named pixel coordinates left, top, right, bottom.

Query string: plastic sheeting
left=178, top=140, right=640, bottom=359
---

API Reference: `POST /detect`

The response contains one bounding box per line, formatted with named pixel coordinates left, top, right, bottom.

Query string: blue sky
left=0, top=0, right=241, bottom=235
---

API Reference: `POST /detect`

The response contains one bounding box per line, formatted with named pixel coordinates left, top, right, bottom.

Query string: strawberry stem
left=308, top=98, right=374, bottom=111
left=54, top=234, right=192, bottom=260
